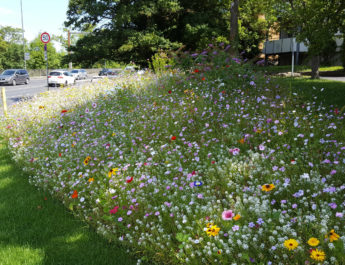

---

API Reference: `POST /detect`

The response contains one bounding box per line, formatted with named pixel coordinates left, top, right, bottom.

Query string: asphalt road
left=0, top=77, right=92, bottom=115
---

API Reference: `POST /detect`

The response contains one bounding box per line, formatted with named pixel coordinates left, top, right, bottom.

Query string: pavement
left=320, top=76, right=345, bottom=82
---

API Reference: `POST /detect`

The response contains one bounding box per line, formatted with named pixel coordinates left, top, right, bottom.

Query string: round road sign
left=40, top=32, right=50, bottom=44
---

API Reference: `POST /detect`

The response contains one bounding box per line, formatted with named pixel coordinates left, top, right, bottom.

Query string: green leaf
left=176, top=233, right=189, bottom=242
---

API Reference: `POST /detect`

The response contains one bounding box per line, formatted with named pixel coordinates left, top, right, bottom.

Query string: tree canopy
left=274, top=0, right=345, bottom=78
left=65, top=0, right=273, bottom=66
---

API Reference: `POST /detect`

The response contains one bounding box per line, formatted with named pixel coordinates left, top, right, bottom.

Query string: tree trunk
left=229, top=0, right=239, bottom=57
left=310, top=54, right=320, bottom=79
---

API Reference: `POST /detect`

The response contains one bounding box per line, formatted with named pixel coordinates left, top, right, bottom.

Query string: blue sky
left=0, top=0, right=69, bottom=50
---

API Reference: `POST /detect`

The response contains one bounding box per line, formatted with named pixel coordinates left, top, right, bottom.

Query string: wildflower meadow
left=1, top=46, right=344, bottom=265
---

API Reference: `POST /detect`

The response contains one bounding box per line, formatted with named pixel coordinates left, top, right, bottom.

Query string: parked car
left=0, top=69, right=30, bottom=86
left=48, top=70, right=75, bottom=87
left=98, top=68, right=109, bottom=76
left=70, top=69, right=88, bottom=80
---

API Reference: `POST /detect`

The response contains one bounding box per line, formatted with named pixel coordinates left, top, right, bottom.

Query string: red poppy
left=194, top=69, right=199, bottom=73
left=226, top=65, right=230, bottom=68
left=192, top=170, right=196, bottom=175
left=334, top=108, right=339, bottom=115
left=201, top=77, right=206, bottom=81
left=171, top=136, right=176, bottom=140
left=126, top=176, right=134, bottom=183
left=71, top=190, right=78, bottom=199
left=61, top=109, right=68, bottom=113
left=59, top=153, right=62, bottom=157
left=221, top=90, right=226, bottom=94
left=168, top=90, right=172, bottom=94
left=211, top=161, right=216, bottom=164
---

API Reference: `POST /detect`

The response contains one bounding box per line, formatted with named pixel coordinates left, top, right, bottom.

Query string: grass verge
left=273, top=76, right=345, bottom=108
left=0, top=141, right=136, bottom=265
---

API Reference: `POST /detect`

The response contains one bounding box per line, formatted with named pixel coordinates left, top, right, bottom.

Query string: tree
left=27, top=35, right=64, bottom=69
left=275, top=0, right=345, bottom=79
left=0, top=25, right=25, bottom=69
left=229, top=0, right=240, bottom=56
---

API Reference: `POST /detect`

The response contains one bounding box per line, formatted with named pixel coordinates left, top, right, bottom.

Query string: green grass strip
left=0, top=141, right=136, bottom=265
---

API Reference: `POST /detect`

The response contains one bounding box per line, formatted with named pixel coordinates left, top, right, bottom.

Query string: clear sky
left=0, top=0, right=69, bottom=50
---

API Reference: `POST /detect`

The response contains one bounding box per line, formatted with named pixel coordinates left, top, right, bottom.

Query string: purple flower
left=330, top=170, right=337, bottom=175
left=155, top=211, right=160, bottom=216
left=257, top=218, right=264, bottom=225
left=328, top=202, right=337, bottom=209
left=118, top=217, right=123, bottom=222
left=292, top=204, right=297, bottom=209
left=232, top=225, right=240, bottom=231
left=335, top=212, right=343, bottom=218
left=248, top=222, right=255, bottom=228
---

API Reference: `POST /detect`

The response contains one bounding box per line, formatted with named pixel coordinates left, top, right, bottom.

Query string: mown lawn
left=0, top=141, right=136, bottom=265
left=273, top=77, right=345, bottom=108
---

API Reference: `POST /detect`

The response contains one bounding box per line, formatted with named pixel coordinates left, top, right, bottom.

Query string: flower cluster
left=1, top=46, right=344, bottom=264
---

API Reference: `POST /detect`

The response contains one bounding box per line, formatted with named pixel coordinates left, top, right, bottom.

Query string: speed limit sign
left=40, top=32, right=50, bottom=44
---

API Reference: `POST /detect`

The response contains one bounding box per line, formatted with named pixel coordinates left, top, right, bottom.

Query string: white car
left=48, top=70, right=76, bottom=87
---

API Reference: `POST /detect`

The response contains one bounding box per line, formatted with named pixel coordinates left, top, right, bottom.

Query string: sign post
left=40, top=32, right=50, bottom=90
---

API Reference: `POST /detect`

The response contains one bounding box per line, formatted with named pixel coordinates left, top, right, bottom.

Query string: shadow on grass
left=0, top=143, right=136, bottom=265
left=273, top=77, right=345, bottom=109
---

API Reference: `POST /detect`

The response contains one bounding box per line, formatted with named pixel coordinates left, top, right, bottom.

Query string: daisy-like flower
left=307, top=237, right=320, bottom=247
left=83, top=156, right=91, bottom=166
left=222, top=210, right=234, bottom=220
left=310, top=249, right=326, bottom=261
left=88, top=177, right=94, bottom=182
left=283, top=239, right=298, bottom=251
left=206, top=224, right=220, bottom=237
left=261, top=184, right=275, bottom=192
left=325, top=229, right=340, bottom=242
left=108, top=168, right=119, bottom=178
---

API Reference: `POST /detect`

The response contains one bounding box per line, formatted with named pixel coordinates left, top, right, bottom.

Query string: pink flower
left=222, top=210, right=234, bottom=220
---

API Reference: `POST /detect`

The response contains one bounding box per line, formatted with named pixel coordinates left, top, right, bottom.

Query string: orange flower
left=233, top=214, right=241, bottom=221
left=88, top=178, right=94, bottom=182
left=238, top=138, right=245, bottom=144
left=71, top=190, right=78, bottom=199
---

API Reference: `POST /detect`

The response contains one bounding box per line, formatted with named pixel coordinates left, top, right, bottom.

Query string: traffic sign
left=40, top=32, right=50, bottom=44
left=24, top=52, right=30, bottom=60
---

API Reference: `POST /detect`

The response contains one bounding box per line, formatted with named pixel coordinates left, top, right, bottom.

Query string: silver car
left=70, top=69, right=87, bottom=80
left=0, top=69, right=30, bottom=86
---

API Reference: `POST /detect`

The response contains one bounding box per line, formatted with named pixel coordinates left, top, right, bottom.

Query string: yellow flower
left=284, top=239, right=298, bottom=251
left=88, top=177, right=94, bottom=182
left=310, top=249, right=326, bottom=261
left=261, top=184, right=275, bottom=192
left=307, top=237, right=320, bottom=247
left=108, top=168, right=119, bottom=178
left=233, top=214, right=241, bottom=221
left=325, top=229, right=340, bottom=242
left=83, top=156, right=91, bottom=165
left=256, top=128, right=263, bottom=134
left=112, top=132, right=116, bottom=136
left=206, top=224, right=220, bottom=237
